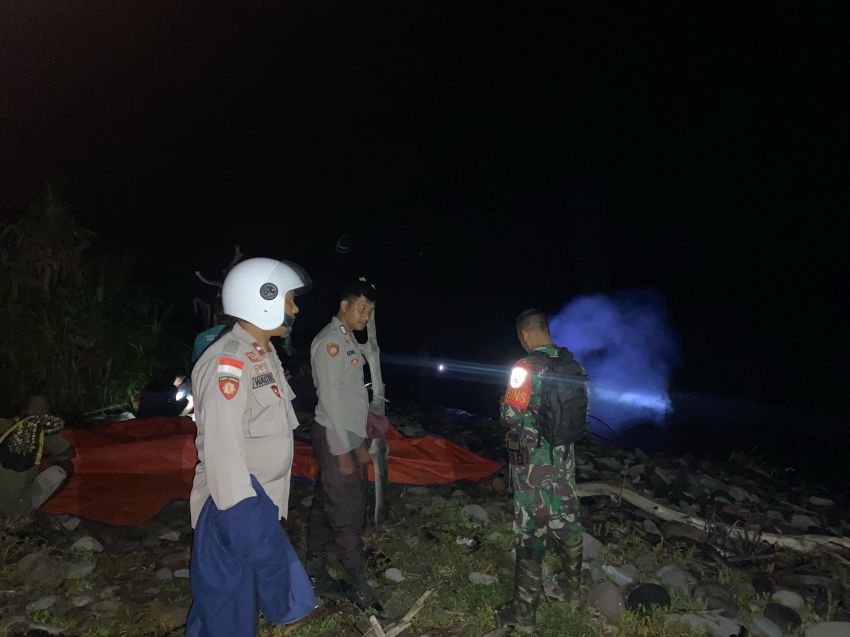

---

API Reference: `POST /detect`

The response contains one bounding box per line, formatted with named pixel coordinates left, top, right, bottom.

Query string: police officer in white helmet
left=186, top=258, right=316, bottom=637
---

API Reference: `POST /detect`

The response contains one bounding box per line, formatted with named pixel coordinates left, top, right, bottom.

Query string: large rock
left=666, top=612, right=741, bottom=637
left=763, top=602, right=802, bottom=632
left=16, top=552, right=64, bottom=588
left=70, top=536, right=104, bottom=553
left=805, top=622, right=850, bottom=637
left=772, top=589, right=805, bottom=610
left=587, top=582, right=625, bottom=623
left=750, top=615, right=783, bottom=637
left=66, top=559, right=96, bottom=579
left=582, top=532, right=603, bottom=561
left=657, top=564, right=696, bottom=596
left=693, top=581, right=740, bottom=618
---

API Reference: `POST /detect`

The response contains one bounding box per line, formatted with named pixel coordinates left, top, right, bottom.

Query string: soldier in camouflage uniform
left=498, top=309, right=584, bottom=633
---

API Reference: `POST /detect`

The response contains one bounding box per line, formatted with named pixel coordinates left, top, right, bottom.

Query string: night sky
left=2, top=3, right=848, bottom=428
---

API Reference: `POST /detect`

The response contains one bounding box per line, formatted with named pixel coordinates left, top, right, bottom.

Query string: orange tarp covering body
left=41, top=416, right=504, bottom=526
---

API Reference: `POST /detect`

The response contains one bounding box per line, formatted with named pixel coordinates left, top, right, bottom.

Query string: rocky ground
left=2, top=403, right=850, bottom=637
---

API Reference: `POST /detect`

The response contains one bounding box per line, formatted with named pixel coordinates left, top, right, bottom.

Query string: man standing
left=498, top=309, right=587, bottom=634
left=186, top=258, right=315, bottom=637
left=307, top=280, right=381, bottom=611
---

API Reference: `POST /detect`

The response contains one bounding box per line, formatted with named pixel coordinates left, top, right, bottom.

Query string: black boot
left=552, top=536, right=583, bottom=606
left=305, top=553, right=345, bottom=595
left=344, top=567, right=383, bottom=613
left=497, top=547, right=542, bottom=635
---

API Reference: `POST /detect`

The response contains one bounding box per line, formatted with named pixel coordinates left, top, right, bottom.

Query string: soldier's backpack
left=530, top=348, right=589, bottom=447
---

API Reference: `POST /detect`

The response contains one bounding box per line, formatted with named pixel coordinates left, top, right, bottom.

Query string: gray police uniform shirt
left=190, top=323, right=299, bottom=529
left=310, top=317, right=368, bottom=455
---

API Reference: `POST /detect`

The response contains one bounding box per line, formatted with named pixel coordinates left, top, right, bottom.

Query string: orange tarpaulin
left=41, top=416, right=504, bottom=526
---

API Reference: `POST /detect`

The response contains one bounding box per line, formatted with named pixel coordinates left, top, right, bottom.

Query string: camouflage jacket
left=500, top=345, right=559, bottom=447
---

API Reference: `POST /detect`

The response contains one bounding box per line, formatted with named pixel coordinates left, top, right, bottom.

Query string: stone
left=809, top=496, right=834, bottom=507
left=384, top=568, right=405, bottom=583
left=596, top=457, right=622, bottom=471
left=750, top=615, right=783, bottom=637
left=805, top=622, right=850, bottom=637
left=71, top=536, right=104, bottom=553
left=694, top=581, right=739, bottom=618
left=159, top=530, right=182, bottom=541
left=65, top=559, right=96, bottom=579
left=700, top=475, right=726, bottom=490
left=91, top=599, right=122, bottom=614
left=404, top=486, right=430, bottom=496
left=26, top=595, right=58, bottom=611
left=791, top=514, right=820, bottom=531
left=657, top=564, right=696, bottom=596
left=765, top=510, right=785, bottom=521
left=654, top=466, right=676, bottom=485
left=174, top=568, right=190, bottom=578
left=60, top=516, right=81, bottom=531
left=71, top=594, right=95, bottom=607
left=602, top=564, right=635, bottom=586
left=582, top=532, right=603, bottom=561
left=17, top=552, right=63, bottom=588
left=158, top=606, right=189, bottom=633
left=0, top=617, right=30, bottom=635
left=634, top=552, right=657, bottom=573
left=155, top=567, right=174, bottom=580
left=642, top=519, right=662, bottom=536
left=728, top=485, right=755, bottom=502
left=468, top=572, right=498, bottom=585
left=666, top=612, right=741, bottom=637
left=626, top=583, right=671, bottom=614
left=763, top=602, right=802, bottom=632
left=463, top=504, right=489, bottom=525
left=587, top=582, right=625, bottom=623
left=772, top=589, right=805, bottom=610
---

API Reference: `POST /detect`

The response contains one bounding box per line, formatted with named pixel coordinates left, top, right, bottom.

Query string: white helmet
left=222, top=258, right=311, bottom=330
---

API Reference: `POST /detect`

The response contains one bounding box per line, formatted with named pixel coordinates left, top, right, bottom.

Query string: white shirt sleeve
left=194, top=353, right=257, bottom=511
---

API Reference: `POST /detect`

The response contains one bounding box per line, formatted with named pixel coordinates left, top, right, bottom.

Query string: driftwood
left=363, top=589, right=433, bottom=637
left=578, top=480, right=850, bottom=554
left=363, top=283, right=390, bottom=526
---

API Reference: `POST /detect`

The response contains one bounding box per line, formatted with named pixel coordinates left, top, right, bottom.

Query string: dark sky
left=2, top=2, right=848, bottom=419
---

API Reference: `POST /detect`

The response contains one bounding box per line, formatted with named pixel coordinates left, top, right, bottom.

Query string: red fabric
left=41, top=416, right=504, bottom=526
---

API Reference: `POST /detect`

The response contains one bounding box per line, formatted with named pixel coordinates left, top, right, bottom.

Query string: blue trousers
left=185, top=476, right=316, bottom=637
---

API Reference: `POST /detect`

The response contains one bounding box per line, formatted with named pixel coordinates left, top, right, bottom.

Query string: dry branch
left=577, top=480, right=850, bottom=554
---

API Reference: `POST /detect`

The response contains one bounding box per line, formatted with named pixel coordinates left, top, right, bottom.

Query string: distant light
left=437, top=364, right=446, bottom=372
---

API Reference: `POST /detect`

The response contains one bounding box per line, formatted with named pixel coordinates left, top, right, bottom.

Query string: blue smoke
left=548, top=290, right=680, bottom=433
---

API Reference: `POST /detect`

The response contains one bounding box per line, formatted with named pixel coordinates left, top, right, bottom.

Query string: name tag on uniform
left=252, top=373, right=275, bottom=389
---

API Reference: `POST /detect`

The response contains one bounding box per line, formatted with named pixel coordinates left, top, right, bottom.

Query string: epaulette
left=222, top=339, right=241, bottom=355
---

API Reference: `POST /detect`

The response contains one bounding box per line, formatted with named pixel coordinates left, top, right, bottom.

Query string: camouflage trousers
left=510, top=440, right=582, bottom=558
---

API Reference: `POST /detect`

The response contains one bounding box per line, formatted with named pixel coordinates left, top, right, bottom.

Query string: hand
left=337, top=452, right=356, bottom=476
left=354, top=442, right=372, bottom=467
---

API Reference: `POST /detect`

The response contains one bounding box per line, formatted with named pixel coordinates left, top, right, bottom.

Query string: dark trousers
left=307, top=425, right=366, bottom=571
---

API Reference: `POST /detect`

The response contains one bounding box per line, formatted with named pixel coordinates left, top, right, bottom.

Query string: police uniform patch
left=252, top=342, right=266, bottom=356
left=217, top=357, right=244, bottom=378
left=271, top=385, right=281, bottom=399
left=252, top=373, right=275, bottom=389
left=327, top=343, right=339, bottom=357
left=339, top=324, right=348, bottom=335
left=245, top=351, right=260, bottom=363
left=254, top=363, right=268, bottom=374
left=219, top=376, right=240, bottom=400
left=503, top=362, right=531, bottom=410
left=350, top=358, right=359, bottom=366
left=346, top=349, right=355, bottom=356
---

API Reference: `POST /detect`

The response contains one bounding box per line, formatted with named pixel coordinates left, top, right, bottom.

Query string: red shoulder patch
left=502, top=361, right=531, bottom=410
left=327, top=343, right=339, bottom=357
left=219, top=376, right=240, bottom=400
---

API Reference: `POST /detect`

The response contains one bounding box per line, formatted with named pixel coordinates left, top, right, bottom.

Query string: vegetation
left=0, top=185, right=186, bottom=415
